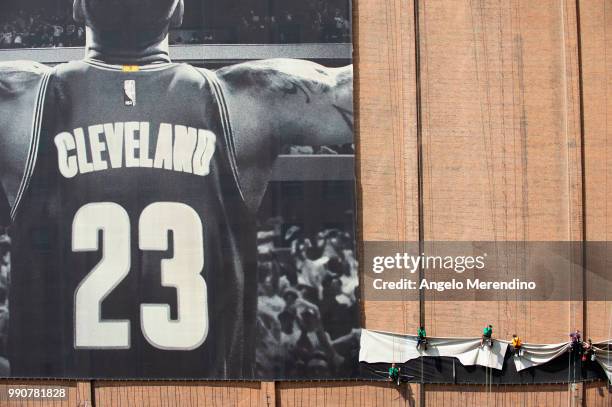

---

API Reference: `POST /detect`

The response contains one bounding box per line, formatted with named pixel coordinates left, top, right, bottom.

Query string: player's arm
left=0, top=61, right=50, bottom=220
left=214, top=59, right=353, bottom=212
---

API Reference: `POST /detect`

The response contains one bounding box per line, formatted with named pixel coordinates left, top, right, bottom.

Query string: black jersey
left=8, top=60, right=256, bottom=379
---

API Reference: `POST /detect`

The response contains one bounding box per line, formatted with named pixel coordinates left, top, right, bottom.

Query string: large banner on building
left=0, top=0, right=359, bottom=379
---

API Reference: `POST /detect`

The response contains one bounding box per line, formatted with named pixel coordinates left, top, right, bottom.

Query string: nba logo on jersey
left=124, top=80, right=136, bottom=106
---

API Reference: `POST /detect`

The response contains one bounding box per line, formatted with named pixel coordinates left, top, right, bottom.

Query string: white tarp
left=594, top=340, right=612, bottom=384
left=510, top=342, right=570, bottom=372
left=359, top=329, right=508, bottom=370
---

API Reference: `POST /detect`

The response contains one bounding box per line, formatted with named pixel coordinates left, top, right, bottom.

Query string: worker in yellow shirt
left=511, top=334, right=523, bottom=357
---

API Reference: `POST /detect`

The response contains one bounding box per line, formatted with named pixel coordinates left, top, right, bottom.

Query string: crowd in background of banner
left=0, top=0, right=351, bottom=48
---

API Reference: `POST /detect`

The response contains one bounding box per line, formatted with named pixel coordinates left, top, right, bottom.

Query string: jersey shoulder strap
left=194, top=66, right=245, bottom=202
left=10, top=68, right=53, bottom=221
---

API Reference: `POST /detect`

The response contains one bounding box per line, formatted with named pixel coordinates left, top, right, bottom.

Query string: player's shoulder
left=216, top=58, right=320, bottom=79
left=214, top=58, right=341, bottom=92
left=0, top=60, right=50, bottom=98
left=217, top=58, right=317, bottom=74
left=0, top=60, right=48, bottom=74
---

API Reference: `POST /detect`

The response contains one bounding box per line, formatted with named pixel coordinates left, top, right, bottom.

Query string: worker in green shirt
left=480, top=324, right=493, bottom=347
left=416, top=326, right=427, bottom=350
left=388, top=363, right=400, bottom=385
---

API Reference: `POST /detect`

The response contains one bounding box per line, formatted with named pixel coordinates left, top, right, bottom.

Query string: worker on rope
left=569, top=329, right=582, bottom=353
left=416, top=326, right=428, bottom=351
left=510, top=334, right=523, bottom=357
left=480, top=324, right=493, bottom=348
left=582, top=338, right=595, bottom=363
left=388, top=363, right=401, bottom=386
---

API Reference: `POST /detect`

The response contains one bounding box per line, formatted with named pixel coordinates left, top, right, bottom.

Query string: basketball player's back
left=5, top=59, right=256, bottom=378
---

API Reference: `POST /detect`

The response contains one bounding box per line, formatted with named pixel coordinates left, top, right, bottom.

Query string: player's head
left=73, top=0, right=184, bottom=44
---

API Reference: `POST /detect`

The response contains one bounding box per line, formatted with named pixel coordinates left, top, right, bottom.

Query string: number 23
left=73, top=202, right=208, bottom=350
